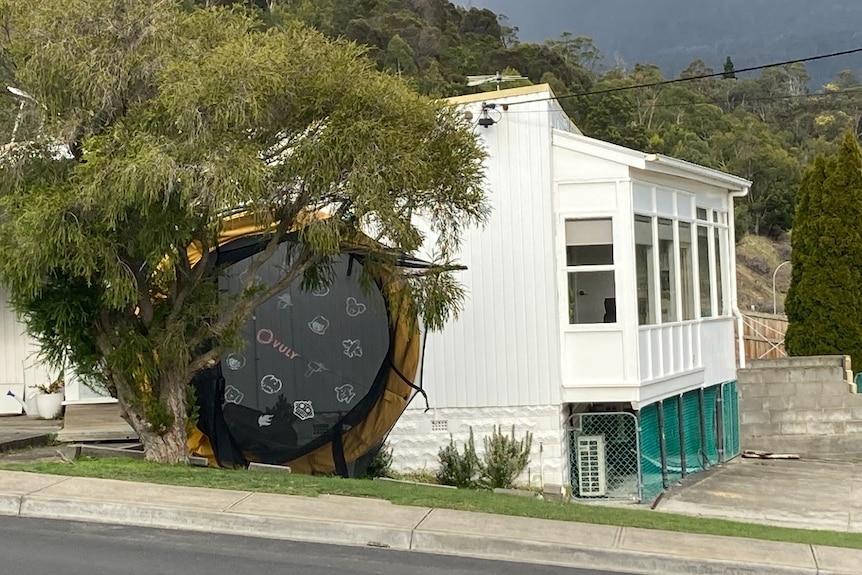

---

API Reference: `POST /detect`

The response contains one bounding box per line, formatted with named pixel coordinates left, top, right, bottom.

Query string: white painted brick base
left=387, top=404, right=567, bottom=487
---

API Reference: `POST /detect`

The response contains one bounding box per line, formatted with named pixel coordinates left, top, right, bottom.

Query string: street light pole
left=772, top=260, right=791, bottom=314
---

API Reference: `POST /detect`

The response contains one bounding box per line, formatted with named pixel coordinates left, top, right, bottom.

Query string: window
left=658, top=218, right=677, bottom=322
left=566, top=219, right=616, bottom=324
left=697, top=225, right=712, bottom=317
left=678, top=222, right=695, bottom=320
left=714, top=228, right=726, bottom=315
left=635, top=215, right=655, bottom=325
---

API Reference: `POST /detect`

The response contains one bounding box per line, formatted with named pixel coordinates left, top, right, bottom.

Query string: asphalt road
left=1, top=516, right=634, bottom=575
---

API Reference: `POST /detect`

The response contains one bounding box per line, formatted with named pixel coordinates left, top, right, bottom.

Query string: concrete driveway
left=656, top=457, right=862, bottom=532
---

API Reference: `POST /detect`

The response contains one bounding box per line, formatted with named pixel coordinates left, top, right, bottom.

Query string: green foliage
left=786, top=132, right=862, bottom=369
left=437, top=428, right=481, bottom=488
left=0, top=0, right=486, bottom=460
left=722, top=56, right=736, bottom=80
left=436, top=426, right=533, bottom=489
left=361, top=442, right=394, bottom=479
left=198, top=1, right=862, bottom=239
left=479, top=425, right=533, bottom=489
left=185, top=384, right=201, bottom=430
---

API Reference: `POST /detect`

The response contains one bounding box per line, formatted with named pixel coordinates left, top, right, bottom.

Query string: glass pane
left=566, top=219, right=613, bottom=266
left=679, top=222, right=695, bottom=320
left=567, top=245, right=613, bottom=266
left=635, top=215, right=655, bottom=325
left=696, top=207, right=708, bottom=220
left=568, top=271, right=617, bottom=324
left=678, top=194, right=693, bottom=219
left=715, top=228, right=725, bottom=316
left=658, top=218, right=677, bottom=323
left=698, top=225, right=712, bottom=317
left=633, top=183, right=653, bottom=213
left=656, top=189, right=674, bottom=216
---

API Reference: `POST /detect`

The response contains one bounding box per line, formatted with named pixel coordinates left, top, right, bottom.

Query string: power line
left=638, top=86, right=862, bottom=110
left=500, top=85, right=862, bottom=114
left=507, top=47, right=862, bottom=106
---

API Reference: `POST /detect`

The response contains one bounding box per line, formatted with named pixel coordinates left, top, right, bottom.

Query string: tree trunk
left=138, top=424, right=188, bottom=464
left=117, top=369, right=190, bottom=464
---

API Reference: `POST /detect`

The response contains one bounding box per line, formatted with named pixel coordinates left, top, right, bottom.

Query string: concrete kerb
left=410, top=529, right=819, bottom=575
left=1, top=471, right=860, bottom=575
left=18, top=496, right=417, bottom=551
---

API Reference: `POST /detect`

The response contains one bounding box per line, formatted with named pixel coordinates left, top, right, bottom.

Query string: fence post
left=698, top=388, right=708, bottom=468
left=677, top=394, right=687, bottom=478
left=657, top=400, right=669, bottom=489
left=717, top=385, right=726, bottom=463
left=635, top=416, right=644, bottom=502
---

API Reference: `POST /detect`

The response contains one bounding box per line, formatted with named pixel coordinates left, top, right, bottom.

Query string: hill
left=736, top=235, right=792, bottom=315
left=464, top=0, right=862, bottom=86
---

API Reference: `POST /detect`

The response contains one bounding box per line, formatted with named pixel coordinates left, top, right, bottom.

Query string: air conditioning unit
left=576, top=435, right=607, bottom=497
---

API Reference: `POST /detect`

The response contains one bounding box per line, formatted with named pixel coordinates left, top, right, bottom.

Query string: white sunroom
left=389, top=84, right=750, bottom=501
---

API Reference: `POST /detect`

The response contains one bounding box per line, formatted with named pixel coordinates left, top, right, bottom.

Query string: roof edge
left=446, top=83, right=553, bottom=106
left=645, top=154, right=752, bottom=192
left=553, top=130, right=751, bottom=195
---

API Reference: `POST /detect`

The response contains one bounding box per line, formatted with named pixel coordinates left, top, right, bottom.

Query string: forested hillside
left=463, top=0, right=862, bottom=88
left=202, top=1, right=860, bottom=239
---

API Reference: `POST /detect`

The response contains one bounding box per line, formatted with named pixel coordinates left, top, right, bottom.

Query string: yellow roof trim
left=445, top=83, right=553, bottom=106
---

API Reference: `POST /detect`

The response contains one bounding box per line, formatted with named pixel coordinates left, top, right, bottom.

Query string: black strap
left=392, top=361, right=430, bottom=412
left=332, top=424, right=349, bottom=477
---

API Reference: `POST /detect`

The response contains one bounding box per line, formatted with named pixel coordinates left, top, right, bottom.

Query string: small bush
left=436, top=428, right=480, bottom=488
left=480, top=425, right=533, bottom=489
left=362, top=442, right=393, bottom=478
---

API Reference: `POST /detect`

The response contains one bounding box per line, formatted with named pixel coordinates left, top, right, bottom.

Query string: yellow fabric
left=187, top=215, right=421, bottom=472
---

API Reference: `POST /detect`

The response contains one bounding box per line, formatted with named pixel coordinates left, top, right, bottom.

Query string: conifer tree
left=722, top=56, right=736, bottom=79
left=785, top=132, right=862, bottom=370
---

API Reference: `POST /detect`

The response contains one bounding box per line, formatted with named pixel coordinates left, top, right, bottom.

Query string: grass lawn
left=7, top=457, right=862, bottom=550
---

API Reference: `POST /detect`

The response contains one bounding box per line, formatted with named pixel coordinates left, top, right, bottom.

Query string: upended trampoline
left=187, top=221, right=424, bottom=476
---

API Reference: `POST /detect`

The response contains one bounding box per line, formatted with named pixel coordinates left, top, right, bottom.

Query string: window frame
left=563, top=216, right=617, bottom=326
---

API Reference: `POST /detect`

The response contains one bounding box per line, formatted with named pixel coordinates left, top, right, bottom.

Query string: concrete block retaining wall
left=738, top=355, right=862, bottom=457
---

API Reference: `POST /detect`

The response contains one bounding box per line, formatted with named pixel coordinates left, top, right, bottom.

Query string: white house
left=0, top=293, right=52, bottom=416
left=388, top=85, right=750, bottom=501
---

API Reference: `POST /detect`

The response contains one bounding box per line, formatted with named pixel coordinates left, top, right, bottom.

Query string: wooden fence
left=737, top=311, right=788, bottom=361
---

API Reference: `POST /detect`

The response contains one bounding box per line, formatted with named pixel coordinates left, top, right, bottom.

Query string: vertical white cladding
left=0, top=290, right=51, bottom=390
left=417, top=96, right=562, bottom=409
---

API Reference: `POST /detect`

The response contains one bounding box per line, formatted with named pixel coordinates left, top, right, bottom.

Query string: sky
left=455, top=0, right=862, bottom=84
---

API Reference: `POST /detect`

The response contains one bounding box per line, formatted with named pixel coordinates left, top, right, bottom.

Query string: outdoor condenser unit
left=576, top=435, right=607, bottom=497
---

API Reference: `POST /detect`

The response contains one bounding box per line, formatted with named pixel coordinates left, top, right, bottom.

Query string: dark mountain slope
left=465, top=0, right=862, bottom=85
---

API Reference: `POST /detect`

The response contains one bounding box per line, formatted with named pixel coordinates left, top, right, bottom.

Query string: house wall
left=0, top=290, right=52, bottom=413
left=388, top=404, right=566, bottom=486
left=389, top=92, right=565, bottom=483
left=405, top=95, right=563, bottom=410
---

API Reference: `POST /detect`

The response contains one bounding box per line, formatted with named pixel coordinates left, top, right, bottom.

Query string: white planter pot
left=36, top=392, right=64, bottom=419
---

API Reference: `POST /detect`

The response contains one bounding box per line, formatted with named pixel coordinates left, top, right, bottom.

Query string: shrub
left=436, top=428, right=480, bottom=488
left=480, top=425, right=533, bottom=489
left=362, top=442, right=393, bottom=479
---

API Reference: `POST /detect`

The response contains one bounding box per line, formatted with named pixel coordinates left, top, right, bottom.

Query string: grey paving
left=657, top=457, right=862, bottom=533
left=0, top=415, right=61, bottom=452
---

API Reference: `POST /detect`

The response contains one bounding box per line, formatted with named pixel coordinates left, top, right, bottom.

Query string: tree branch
left=133, top=262, right=154, bottom=329
left=166, top=237, right=210, bottom=330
